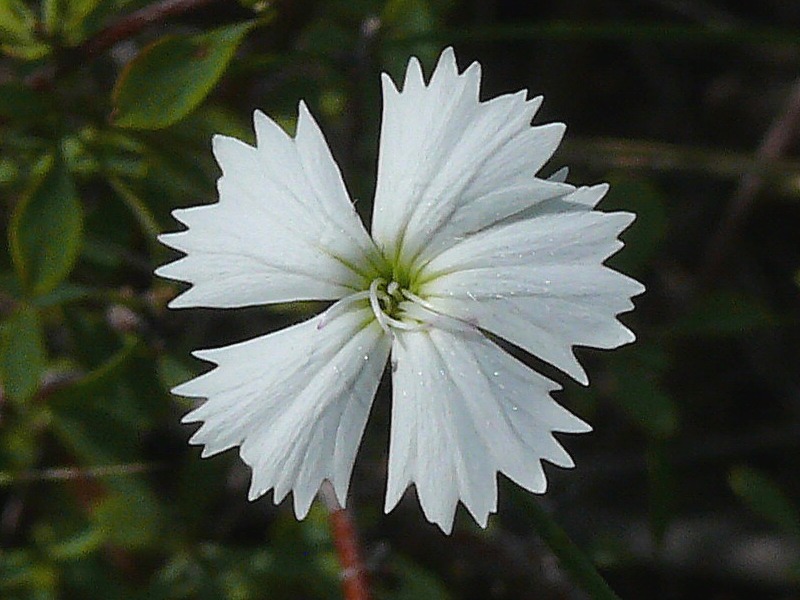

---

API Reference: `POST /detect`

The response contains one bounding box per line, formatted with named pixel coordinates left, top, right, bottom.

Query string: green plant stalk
left=518, top=494, right=621, bottom=600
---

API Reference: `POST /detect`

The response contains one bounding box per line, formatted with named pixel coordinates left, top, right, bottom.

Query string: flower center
left=317, top=262, right=442, bottom=335
left=368, top=277, right=427, bottom=335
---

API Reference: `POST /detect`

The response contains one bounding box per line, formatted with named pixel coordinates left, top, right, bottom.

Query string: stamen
left=381, top=313, right=430, bottom=332
left=369, top=278, right=393, bottom=335
left=365, top=278, right=433, bottom=335
left=400, top=300, right=477, bottom=335
left=401, top=288, right=439, bottom=312
left=317, top=290, right=371, bottom=329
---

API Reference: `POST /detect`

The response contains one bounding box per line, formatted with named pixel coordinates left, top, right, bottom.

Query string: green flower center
left=322, top=249, right=437, bottom=335
left=370, top=278, right=403, bottom=317
left=367, top=276, right=431, bottom=334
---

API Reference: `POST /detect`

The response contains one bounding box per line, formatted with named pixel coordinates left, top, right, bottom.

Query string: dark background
left=1, top=0, right=799, bottom=598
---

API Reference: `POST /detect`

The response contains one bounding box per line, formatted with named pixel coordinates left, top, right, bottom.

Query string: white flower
left=156, top=47, right=644, bottom=533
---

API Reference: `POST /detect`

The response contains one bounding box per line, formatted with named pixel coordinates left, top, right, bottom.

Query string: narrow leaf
left=511, top=489, right=622, bottom=600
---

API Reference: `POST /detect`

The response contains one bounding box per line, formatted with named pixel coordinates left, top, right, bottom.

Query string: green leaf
left=112, top=22, right=255, bottom=130
left=0, top=272, right=22, bottom=301
left=730, top=466, right=800, bottom=538
left=9, top=155, right=84, bottom=297
left=93, top=477, right=162, bottom=550
left=0, top=550, right=58, bottom=598
left=48, top=338, right=141, bottom=463
left=48, top=335, right=167, bottom=464
left=74, top=127, right=148, bottom=179
left=0, top=0, right=49, bottom=59
left=0, top=157, right=18, bottom=186
left=31, top=282, right=94, bottom=308
left=0, top=305, right=46, bottom=402
left=42, top=0, right=109, bottom=42
left=40, top=0, right=62, bottom=37
left=56, top=0, right=131, bottom=45
left=47, top=527, right=104, bottom=560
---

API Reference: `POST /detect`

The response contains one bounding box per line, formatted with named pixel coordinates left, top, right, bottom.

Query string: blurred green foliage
left=113, top=22, right=256, bottom=129
left=1, top=0, right=799, bottom=598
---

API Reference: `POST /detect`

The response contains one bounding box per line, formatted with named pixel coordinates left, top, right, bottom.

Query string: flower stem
left=520, top=495, right=621, bottom=600
left=319, top=483, right=372, bottom=600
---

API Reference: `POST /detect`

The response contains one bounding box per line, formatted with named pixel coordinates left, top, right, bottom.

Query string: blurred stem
left=702, top=77, right=800, bottom=280
left=646, top=439, right=675, bottom=548
left=560, top=137, right=800, bottom=184
left=108, top=176, right=162, bottom=257
left=319, top=483, right=372, bottom=600
left=26, top=0, right=226, bottom=89
left=0, top=463, right=161, bottom=487
left=522, top=497, right=621, bottom=600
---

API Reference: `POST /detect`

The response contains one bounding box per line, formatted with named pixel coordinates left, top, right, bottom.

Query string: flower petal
left=371, top=47, right=574, bottom=268
left=156, top=103, right=378, bottom=308
left=419, top=204, right=645, bottom=385
left=386, top=322, right=589, bottom=533
left=176, top=305, right=390, bottom=518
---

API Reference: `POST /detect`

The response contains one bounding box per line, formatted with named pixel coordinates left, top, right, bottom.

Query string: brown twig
left=25, top=0, right=225, bottom=90
left=319, top=482, right=372, bottom=600
left=701, top=77, right=800, bottom=280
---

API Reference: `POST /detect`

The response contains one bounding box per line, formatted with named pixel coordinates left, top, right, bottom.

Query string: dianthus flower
left=157, top=48, right=644, bottom=533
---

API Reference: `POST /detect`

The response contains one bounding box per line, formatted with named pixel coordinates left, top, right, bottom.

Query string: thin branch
left=25, top=0, right=225, bottom=89
left=319, top=482, right=372, bottom=600
left=701, top=77, right=800, bottom=280
left=0, top=462, right=163, bottom=486
left=558, top=137, right=800, bottom=182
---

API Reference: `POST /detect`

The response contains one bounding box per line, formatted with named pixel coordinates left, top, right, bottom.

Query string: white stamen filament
left=401, top=288, right=439, bottom=312
left=369, top=278, right=393, bottom=335
left=368, top=278, right=431, bottom=334
left=317, top=290, right=371, bottom=330
left=401, top=301, right=477, bottom=335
